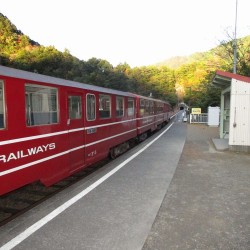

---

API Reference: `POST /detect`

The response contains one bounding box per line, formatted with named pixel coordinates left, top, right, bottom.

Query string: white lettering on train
left=0, top=143, right=56, bottom=163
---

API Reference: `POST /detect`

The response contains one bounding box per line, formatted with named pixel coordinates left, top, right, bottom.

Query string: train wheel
left=109, top=142, right=130, bottom=159
left=138, top=132, right=148, bottom=142
left=110, top=147, right=118, bottom=159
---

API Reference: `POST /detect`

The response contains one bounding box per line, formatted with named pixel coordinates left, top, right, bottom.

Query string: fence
left=189, top=113, right=208, bottom=124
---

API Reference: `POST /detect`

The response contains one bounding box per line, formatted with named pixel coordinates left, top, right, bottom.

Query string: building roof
left=213, top=70, right=250, bottom=88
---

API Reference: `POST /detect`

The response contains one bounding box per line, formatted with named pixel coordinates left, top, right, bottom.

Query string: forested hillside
left=1, top=13, right=250, bottom=110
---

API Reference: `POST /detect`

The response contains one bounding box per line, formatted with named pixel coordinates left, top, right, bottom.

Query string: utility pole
left=233, top=0, right=238, bottom=74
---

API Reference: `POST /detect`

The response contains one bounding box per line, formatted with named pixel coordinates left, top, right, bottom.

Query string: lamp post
left=186, top=86, right=192, bottom=108
left=233, top=0, right=238, bottom=74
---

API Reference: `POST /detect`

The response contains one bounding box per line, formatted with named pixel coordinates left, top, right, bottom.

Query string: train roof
left=135, top=94, right=170, bottom=104
left=0, top=65, right=134, bottom=97
left=0, top=65, right=171, bottom=104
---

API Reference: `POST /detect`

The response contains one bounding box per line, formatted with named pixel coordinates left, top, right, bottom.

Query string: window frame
left=144, top=99, right=150, bottom=115
left=149, top=100, right=154, bottom=114
left=116, top=96, right=124, bottom=117
left=0, top=80, right=5, bottom=129
left=86, top=93, right=96, bottom=121
left=128, top=97, right=135, bottom=116
left=99, top=94, right=111, bottom=119
left=157, top=102, right=164, bottom=113
left=25, top=84, right=59, bottom=126
left=68, top=95, right=82, bottom=120
left=140, top=99, right=145, bottom=116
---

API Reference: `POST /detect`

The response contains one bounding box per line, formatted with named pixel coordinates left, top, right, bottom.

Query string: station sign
left=191, top=108, right=201, bottom=114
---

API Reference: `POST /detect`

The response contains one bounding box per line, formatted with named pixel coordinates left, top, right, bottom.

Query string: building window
left=25, top=84, right=58, bottom=126
left=116, top=96, right=124, bottom=117
left=128, top=98, right=135, bottom=116
left=68, top=96, right=82, bottom=119
left=0, top=81, right=5, bottom=129
left=86, top=94, right=96, bottom=121
left=99, top=94, right=111, bottom=118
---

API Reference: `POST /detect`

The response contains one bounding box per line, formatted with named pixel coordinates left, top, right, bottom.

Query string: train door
left=67, top=92, right=85, bottom=172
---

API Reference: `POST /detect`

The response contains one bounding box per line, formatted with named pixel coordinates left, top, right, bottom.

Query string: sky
left=1, top=0, right=249, bottom=67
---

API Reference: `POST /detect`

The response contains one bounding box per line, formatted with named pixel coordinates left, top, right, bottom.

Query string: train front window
left=0, top=81, right=5, bottom=129
left=99, top=94, right=111, bottom=119
left=25, top=84, right=58, bottom=126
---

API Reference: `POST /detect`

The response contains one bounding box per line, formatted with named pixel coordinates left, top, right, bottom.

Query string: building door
left=222, top=92, right=230, bottom=138
left=67, top=92, right=85, bottom=172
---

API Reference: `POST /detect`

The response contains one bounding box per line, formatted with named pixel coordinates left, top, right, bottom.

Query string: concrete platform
left=0, top=121, right=187, bottom=250
left=212, top=138, right=229, bottom=151
left=1, top=121, right=249, bottom=250
left=143, top=124, right=250, bottom=250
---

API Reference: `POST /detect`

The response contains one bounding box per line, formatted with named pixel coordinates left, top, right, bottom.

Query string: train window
left=157, top=103, right=164, bottom=113
left=140, top=99, right=145, bottom=116
left=128, top=98, right=134, bottom=116
left=0, top=81, right=5, bottom=129
left=116, top=96, right=124, bottom=117
left=99, top=94, right=111, bottom=119
left=25, top=84, right=58, bottom=126
left=149, top=101, right=154, bottom=114
left=68, top=96, right=82, bottom=119
left=144, top=100, right=150, bottom=115
left=86, top=94, right=96, bottom=121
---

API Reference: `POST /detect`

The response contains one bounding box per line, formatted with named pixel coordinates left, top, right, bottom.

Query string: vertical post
left=233, top=0, right=238, bottom=74
left=186, top=86, right=192, bottom=108
left=220, top=93, right=224, bottom=138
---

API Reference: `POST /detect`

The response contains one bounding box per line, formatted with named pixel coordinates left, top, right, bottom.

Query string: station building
left=213, top=70, right=250, bottom=153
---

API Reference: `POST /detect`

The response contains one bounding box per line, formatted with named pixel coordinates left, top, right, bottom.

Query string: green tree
left=215, top=34, right=250, bottom=75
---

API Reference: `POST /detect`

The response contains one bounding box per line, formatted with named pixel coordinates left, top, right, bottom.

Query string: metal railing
left=189, top=113, right=208, bottom=124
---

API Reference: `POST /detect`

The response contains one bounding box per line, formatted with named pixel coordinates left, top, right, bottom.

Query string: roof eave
left=212, top=71, right=231, bottom=89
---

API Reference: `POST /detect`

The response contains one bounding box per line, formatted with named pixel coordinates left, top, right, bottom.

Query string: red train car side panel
left=0, top=66, right=140, bottom=195
left=0, top=73, right=87, bottom=194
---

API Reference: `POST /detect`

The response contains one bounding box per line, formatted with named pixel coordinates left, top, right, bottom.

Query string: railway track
left=0, top=159, right=110, bottom=227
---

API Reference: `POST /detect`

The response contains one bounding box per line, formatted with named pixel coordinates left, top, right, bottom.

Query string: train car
left=136, top=95, right=172, bottom=141
left=0, top=66, right=139, bottom=195
left=0, top=65, right=172, bottom=196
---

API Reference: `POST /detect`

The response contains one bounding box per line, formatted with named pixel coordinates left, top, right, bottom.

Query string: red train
left=0, top=65, right=172, bottom=196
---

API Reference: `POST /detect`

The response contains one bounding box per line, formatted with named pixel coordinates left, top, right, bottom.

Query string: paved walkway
left=143, top=124, right=250, bottom=250
left=0, top=122, right=186, bottom=250
left=1, top=123, right=249, bottom=250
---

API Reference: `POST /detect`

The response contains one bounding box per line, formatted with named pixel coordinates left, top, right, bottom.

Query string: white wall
left=229, top=79, right=250, bottom=146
